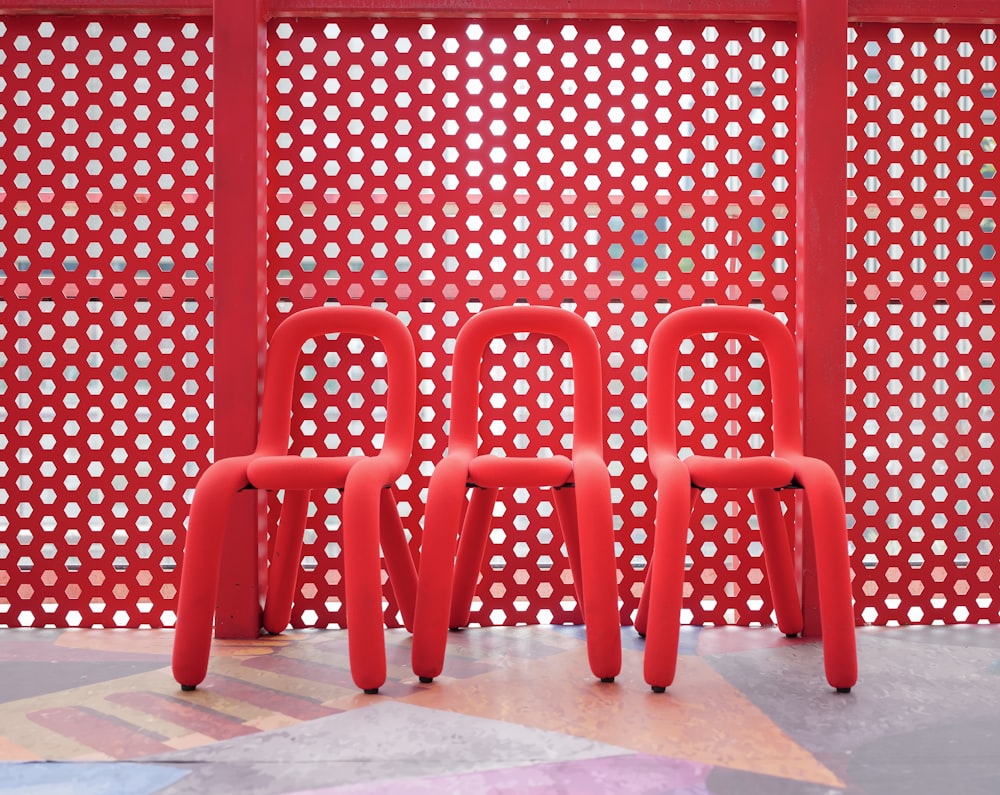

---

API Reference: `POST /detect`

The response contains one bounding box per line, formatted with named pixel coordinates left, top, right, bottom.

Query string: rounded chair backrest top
left=255, top=305, right=417, bottom=457
left=447, top=305, right=605, bottom=455
left=647, top=305, right=804, bottom=458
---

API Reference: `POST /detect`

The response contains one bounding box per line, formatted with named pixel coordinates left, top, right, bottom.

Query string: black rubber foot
left=418, top=676, right=433, bottom=684
left=363, top=687, right=379, bottom=695
left=836, top=687, right=852, bottom=694
left=181, top=684, right=197, bottom=692
left=600, top=677, right=615, bottom=683
left=636, top=632, right=646, bottom=639
left=785, top=633, right=800, bottom=639
left=651, top=685, right=666, bottom=693
left=448, top=627, right=463, bottom=633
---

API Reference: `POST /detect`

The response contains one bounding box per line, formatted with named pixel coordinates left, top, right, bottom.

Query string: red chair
left=636, top=305, right=857, bottom=693
left=411, top=304, right=622, bottom=684
left=172, top=305, right=417, bottom=694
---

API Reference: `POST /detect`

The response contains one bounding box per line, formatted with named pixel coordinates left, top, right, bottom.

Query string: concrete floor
left=1, top=622, right=999, bottom=794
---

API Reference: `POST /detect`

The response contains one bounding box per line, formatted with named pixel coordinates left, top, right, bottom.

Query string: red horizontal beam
left=1, top=0, right=997, bottom=21
left=264, top=0, right=796, bottom=20
left=849, top=0, right=1000, bottom=23
left=0, top=0, right=210, bottom=13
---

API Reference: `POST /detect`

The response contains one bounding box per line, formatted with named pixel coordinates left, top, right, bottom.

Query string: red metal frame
left=795, top=0, right=848, bottom=635
left=2, top=0, right=996, bottom=21
left=1, top=0, right=996, bottom=636
left=848, top=1, right=1000, bottom=23
left=211, top=0, right=269, bottom=636
left=0, top=1, right=211, bottom=13
left=265, top=0, right=798, bottom=19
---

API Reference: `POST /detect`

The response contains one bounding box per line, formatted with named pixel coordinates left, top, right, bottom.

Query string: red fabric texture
left=638, top=305, right=857, bottom=693
left=411, top=305, right=622, bottom=684
left=172, top=306, right=417, bottom=693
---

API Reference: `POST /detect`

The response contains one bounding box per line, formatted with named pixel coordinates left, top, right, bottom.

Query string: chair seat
left=247, top=455, right=359, bottom=491
left=685, top=454, right=795, bottom=490
left=468, top=454, right=574, bottom=488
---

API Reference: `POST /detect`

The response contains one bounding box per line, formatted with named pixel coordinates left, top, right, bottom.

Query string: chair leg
left=411, top=455, right=471, bottom=682
left=172, top=458, right=254, bottom=690
left=262, top=489, right=311, bottom=636
left=796, top=459, right=858, bottom=691
left=379, top=486, right=418, bottom=633
left=635, top=486, right=699, bottom=637
left=643, top=468, right=696, bottom=692
left=551, top=485, right=585, bottom=621
left=571, top=456, right=622, bottom=682
left=634, top=562, right=652, bottom=637
left=342, top=469, right=388, bottom=693
left=753, top=488, right=803, bottom=637
left=450, top=486, right=499, bottom=630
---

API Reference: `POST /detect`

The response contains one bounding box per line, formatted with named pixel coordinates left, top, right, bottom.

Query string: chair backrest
left=447, top=305, right=605, bottom=458
left=254, top=305, right=416, bottom=461
left=647, top=305, right=804, bottom=459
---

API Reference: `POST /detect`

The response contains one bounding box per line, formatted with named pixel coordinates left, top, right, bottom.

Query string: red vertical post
left=795, top=0, right=848, bottom=636
left=211, top=0, right=268, bottom=637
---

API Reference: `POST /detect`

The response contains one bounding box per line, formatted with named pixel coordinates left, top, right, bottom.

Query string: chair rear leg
left=411, top=456, right=471, bottom=682
left=634, top=564, right=652, bottom=637
left=551, top=485, right=585, bottom=621
left=753, top=487, right=803, bottom=637
left=172, top=459, right=253, bottom=690
left=449, top=486, right=498, bottom=630
left=262, top=489, right=310, bottom=636
left=379, top=486, right=418, bottom=632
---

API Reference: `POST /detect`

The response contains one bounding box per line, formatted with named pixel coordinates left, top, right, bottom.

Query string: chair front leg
left=343, top=459, right=406, bottom=693
left=342, top=467, right=389, bottom=693
left=794, top=458, right=858, bottom=692
left=571, top=454, right=622, bottom=682
left=172, top=457, right=255, bottom=690
left=635, top=486, right=700, bottom=637
left=643, top=462, right=697, bottom=692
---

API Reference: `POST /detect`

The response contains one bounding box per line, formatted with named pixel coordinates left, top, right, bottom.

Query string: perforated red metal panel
left=265, top=17, right=799, bottom=628
left=847, top=23, right=998, bottom=624
left=0, top=16, right=213, bottom=627
left=7, top=9, right=992, bottom=634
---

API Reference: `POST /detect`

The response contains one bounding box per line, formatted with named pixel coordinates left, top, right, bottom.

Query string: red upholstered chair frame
left=411, top=304, right=622, bottom=683
left=172, top=306, right=417, bottom=693
left=636, top=305, right=857, bottom=693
